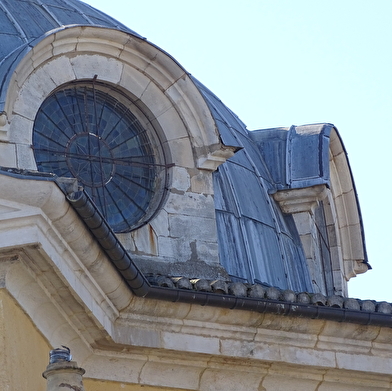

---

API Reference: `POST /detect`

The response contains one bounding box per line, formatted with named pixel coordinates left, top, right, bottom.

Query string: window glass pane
left=33, top=84, right=165, bottom=232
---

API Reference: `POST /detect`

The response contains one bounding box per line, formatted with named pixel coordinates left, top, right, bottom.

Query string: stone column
left=42, top=347, right=85, bottom=391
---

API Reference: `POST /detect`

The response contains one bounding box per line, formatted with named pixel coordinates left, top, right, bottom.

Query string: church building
left=0, top=1, right=391, bottom=390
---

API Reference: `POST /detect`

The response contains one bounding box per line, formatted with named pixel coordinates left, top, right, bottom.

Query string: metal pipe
left=42, top=348, right=85, bottom=391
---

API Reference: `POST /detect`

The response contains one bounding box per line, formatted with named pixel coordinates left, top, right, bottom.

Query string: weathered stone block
left=150, top=209, right=170, bottom=237
left=261, top=374, right=321, bottom=391
left=280, top=345, right=336, bottom=368
left=165, top=192, right=216, bottom=218
left=41, top=57, right=75, bottom=88
left=195, top=240, right=219, bottom=265
left=171, top=166, right=190, bottom=192
left=157, top=235, right=191, bottom=261
left=162, top=331, right=219, bottom=355
left=293, top=211, right=313, bottom=235
left=336, top=351, right=392, bottom=375
left=200, top=368, right=265, bottom=391
left=169, top=215, right=217, bottom=243
left=140, top=79, right=173, bottom=119
left=13, top=74, right=56, bottom=121
left=151, top=105, right=189, bottom=141
left=318, top=381, right=389, bottom=391
left=131, top=224, right=158, bottom=256
left=0, top=143, right=16, bottom=167
left=120, top=64, right=149, bottom=99
left=191, top=170, right=214, bottom=195
left=71, top=55, right=123, bottom=84
left=140, top=361, right=201, bottom=390
left=163, top=137, right=194, bottom=168
left=77, top=40, right=122, bottom=58
left=16, top=143, right=35, bottom=169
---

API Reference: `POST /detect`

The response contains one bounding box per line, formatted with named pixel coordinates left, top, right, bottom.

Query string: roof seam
left=0, top=1, right=28, bottom=43
left=39, top=3, right=62, bottom=26
left=65, top=0, right=94, bottom=25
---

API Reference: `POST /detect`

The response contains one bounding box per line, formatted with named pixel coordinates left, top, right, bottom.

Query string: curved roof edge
left=0, top=0, right=146, bottom=112
left=0, top=24, right=144, bottom=113
left=2, top=166, right=375, bottom=325
left=330, top=125, right=370, bottom=269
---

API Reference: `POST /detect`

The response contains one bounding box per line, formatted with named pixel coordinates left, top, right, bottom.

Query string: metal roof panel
left=0, top=0, right=143, bottom=113
left=250, top=124, right=333, bottom=190
left=1, top=0, right=58, bottom=38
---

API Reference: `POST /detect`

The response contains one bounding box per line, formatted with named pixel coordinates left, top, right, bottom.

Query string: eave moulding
left=273, top=185, right=328, bottom=214
left=0, top=173, right=132, bottom=330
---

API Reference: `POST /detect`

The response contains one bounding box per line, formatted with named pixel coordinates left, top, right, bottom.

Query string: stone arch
left=328, top=128, right=368, bottom=281
left=1, top=25, right=232, bottom=272
left=3, top=26, right=232, bottom=171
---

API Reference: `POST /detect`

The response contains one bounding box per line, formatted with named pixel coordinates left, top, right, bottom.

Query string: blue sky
left=85, top=0, right=392, bottom=301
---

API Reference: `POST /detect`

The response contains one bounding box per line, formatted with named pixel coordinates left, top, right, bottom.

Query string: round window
left=33, top=83, right=168, bottom=233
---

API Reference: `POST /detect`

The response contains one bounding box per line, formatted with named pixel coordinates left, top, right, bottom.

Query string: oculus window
left=33, top=82, right=168, bottom=233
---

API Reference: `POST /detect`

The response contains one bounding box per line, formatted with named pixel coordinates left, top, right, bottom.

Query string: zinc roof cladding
left=193, top=78, right=313, bottom=291
left=249, top=123, right=332, bottom=190
left=0, top=0, right=138, bottom=42
left=0, top=0, right=142, bottom=112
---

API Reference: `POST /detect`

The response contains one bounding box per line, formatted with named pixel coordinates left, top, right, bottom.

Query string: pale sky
left=84, top=0, right=392, bottom=301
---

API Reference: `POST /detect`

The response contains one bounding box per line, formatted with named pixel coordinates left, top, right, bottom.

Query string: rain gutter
left=0, top=168, right=387, bottom=327
left=63, top=186, right=392, bottom=328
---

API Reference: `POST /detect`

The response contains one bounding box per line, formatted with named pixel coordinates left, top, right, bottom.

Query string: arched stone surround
left=0, top=26, right=235, bottom=275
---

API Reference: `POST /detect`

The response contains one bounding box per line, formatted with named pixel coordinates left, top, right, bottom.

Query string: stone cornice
left=273, top=184, right=328, bottom=214
left=3, top=258, right=392, bottom=387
